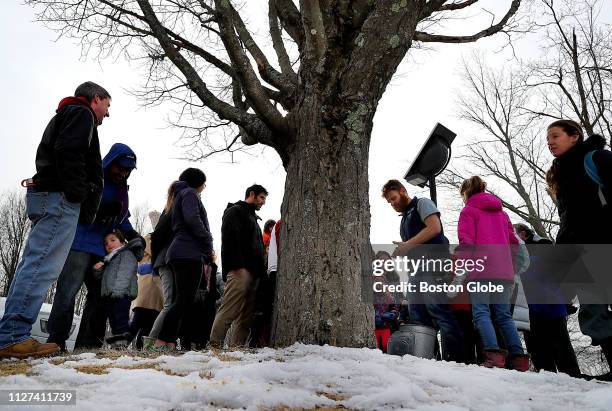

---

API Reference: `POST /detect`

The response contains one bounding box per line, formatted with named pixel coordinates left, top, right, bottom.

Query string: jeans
left=0, top=191, right=80, bottom=348
left=47, top=251, right=94, bottom=347
left=158, top=260, right=203, bottom=344
left=409, top=275, right=465, bottom=362
left=148, top=265, right=175, bottom=339
left=470, top=280, right=524, bottom=355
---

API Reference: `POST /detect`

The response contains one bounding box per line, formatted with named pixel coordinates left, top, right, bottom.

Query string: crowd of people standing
left=378, top=119, right=612, bottom=380
left=0, top=83, right=610, bottom=381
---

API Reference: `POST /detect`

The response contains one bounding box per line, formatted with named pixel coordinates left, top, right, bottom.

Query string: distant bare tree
left=44, top=281, right=57, bottom=304
left=131, top=203, right=152, bottom=235
left=442, top=0, right=612, bottom=239
left=0, top=191, right=29, bottom=296
left=440, top=57, right=559, bottom=238
left=526, top=0, right=612, bottom=137
left=148, top=210, right=161, bottom=230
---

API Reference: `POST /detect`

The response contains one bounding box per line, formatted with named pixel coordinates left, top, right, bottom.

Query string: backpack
left=584, top=150, right=607, bottom=206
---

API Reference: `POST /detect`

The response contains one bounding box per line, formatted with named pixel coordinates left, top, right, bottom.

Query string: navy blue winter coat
left=166, top=181, right=213, bottom=263
left=71, top=143, right=137, bottom=257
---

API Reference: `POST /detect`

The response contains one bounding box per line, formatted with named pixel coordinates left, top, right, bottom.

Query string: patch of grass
left=73, top=364, right=110, bottom=375
left=217, top=353, right=241, bottom=362
left=72, top=361, right=160, bottom=375
left=316, top=392, right=347, bottom=401
left=0, top=361, right=34, bottom=377
left=91, top=348, right=173, bottom=360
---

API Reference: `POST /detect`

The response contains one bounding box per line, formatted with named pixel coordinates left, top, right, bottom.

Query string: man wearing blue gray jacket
left=47, top=143, right=140, bottom=351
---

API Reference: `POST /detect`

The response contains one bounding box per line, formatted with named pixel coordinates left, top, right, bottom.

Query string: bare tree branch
left=415, top=0, right=521, bottom=43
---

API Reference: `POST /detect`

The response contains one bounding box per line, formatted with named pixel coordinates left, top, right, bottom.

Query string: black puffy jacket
left=221, top=201, right=265, bottom=280
left=32, top=99, right=103, bottom=224
left=553, top=135, right=612, bottom=244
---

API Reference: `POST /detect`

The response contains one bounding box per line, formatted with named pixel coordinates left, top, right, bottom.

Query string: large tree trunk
left=272, top=89, right=377, bottom=347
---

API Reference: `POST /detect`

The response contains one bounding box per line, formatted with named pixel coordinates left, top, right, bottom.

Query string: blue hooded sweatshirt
left=71, top=143, right=137, bottom=257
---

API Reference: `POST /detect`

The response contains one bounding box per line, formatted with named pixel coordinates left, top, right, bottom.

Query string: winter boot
left=0, top=338, right=60, bottom=359
left=482, top=349, right=507, bottom=368
left=509, top=353, right=530, bottom=372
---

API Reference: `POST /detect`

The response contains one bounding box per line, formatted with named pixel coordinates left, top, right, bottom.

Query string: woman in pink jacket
left=457, top=176, right=529, bottom=371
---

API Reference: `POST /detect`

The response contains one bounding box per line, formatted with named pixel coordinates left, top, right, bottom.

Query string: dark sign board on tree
left=404, top=123, right=456, bottom=204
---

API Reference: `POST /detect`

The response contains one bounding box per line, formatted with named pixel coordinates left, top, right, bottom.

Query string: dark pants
left=158, top=259, right=203, bottom=344
left=250, top=271, right=277, bottom=348
left=179, top=264, right=217, bottom=350
left=75, top=272, right=107, bottom=349
left=102, top=296, right=132, bottom=337
left=524, top=315, right=581, bottom=377
left=410, top=275, right=465, bottom=362
left=47, top=251, right=94, bottom=348
left=129, top=308, right=160, bottom=349
left=453, top=310, right=483, bottom=365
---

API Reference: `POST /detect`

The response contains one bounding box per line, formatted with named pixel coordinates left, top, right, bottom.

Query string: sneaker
left=146, top=345, right=173, bottom=353
left=141, top=336, right=155, bottom=351
left=0, top=338, right=60, bottom=359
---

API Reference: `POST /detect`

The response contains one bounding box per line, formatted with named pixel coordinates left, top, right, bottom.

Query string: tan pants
left=209, top=268, right=258, bottom=347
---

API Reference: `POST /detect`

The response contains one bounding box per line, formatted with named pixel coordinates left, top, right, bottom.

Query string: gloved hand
left=94, top=200, right=123, bottom=227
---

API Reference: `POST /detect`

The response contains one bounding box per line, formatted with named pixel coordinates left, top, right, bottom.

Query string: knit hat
left=179, top=168, right=206, bottom=188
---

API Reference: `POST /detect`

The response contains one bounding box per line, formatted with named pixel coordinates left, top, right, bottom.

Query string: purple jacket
left=457, top=192, right=518, bottom=281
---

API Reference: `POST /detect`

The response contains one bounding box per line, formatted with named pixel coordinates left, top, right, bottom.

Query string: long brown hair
left=546, top=120, right=584, bottom=196
left=164, top=180, right=180, bottom=213
left=460, top=176, right=487, bottom=200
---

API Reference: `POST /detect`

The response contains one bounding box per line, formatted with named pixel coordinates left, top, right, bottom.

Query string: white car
left=0, top=297, right=81, bottom=351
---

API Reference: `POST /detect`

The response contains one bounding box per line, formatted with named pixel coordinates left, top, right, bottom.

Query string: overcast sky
left=1, top=1, right=610, bottom=250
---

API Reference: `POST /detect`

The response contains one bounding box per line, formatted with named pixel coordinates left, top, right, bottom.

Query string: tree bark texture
left=273, top=94, right=376, bottom=347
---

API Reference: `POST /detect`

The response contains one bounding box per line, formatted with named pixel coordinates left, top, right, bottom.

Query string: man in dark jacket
left=0, top=82, right=110, bottom=359
left=47, top=143, right=140, bottom=350
left=209, top=184, right=267, bottom=348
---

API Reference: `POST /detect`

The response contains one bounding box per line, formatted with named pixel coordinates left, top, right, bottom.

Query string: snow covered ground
left=1, top=344, right=611, bottom=411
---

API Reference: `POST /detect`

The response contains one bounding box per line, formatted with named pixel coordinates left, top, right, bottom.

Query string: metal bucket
left=387, top=324, right=437, bottom=359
